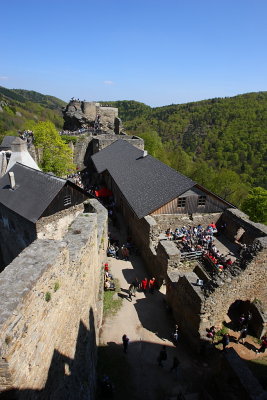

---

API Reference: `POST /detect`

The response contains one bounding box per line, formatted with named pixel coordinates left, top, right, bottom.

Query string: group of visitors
left=104, top=263, right=115, bottom=291
left=127, top=276, right=156, bottom=301
left=67, top=172, right=84, bottom=188
left=165, top=222, right=217, bottom=242
left=164, top=223, right=234, bottom=271
left=18, top=130, right=34, bottom=147
left=206, top=311, right=267, bottom=353
left=67, top=170, right=91, bottom=191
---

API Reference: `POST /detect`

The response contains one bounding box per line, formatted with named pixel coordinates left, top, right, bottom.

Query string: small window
left=177, top=197, right=186, bottom=208
left=198, top=195, right=206, bottom=206
left=64, top=195, right=72, bottom=207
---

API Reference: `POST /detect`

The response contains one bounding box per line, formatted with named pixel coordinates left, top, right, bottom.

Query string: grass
left=103, top=278, right=123, bottom=318
left=45, top=291, right=51, bottom=302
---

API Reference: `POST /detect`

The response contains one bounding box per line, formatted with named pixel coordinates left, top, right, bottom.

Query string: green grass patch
left=45, top=291, right=51, bottom=302
left=103, top=278, right=123, bottom=318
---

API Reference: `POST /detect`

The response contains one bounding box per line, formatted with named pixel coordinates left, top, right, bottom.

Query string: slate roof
left=0, top=163, right=66, bottom=223
left=91, top=140, right=195, bottom=218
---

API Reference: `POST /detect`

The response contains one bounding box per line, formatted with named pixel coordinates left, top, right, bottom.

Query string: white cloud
left=0, top=76, right=8, bottom=80
left=103, top=80, right=114, bottom=85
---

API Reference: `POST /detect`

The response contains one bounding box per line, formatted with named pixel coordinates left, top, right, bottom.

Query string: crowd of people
left=18, top=130, right=34, bottom=147
left=67, top=170, right=91, bottom=191
left=164, top=223, right=234, bottom=271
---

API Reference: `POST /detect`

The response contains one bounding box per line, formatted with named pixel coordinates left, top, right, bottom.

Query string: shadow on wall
left=0, top=308, right=96, bottom=400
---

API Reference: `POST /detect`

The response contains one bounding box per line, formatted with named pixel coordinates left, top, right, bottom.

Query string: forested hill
left=104, top=93, right=267, bottom=207
left=0, top=88, right=266, bottom=220
left=0, top=86, right=65, bottom=140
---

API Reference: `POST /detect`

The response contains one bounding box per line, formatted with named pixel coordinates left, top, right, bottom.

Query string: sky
left=1, top=0, right=267, bottom=107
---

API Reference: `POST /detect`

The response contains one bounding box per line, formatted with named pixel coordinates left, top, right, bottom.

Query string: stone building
left=0, top=163, right=90, bottom=269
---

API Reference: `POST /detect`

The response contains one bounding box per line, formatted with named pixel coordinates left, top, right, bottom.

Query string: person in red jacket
left=141, top=278, right=148, bottom=293
left=149, top=277, right=156, bottom=294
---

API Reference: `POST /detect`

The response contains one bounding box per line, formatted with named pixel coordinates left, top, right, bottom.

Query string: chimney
left=143, top=150, right=148, bottom=157
left=9, top=171, right=16, bottom=189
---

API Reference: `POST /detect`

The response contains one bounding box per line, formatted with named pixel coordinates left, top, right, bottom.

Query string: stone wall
left=166, top=271, right=204, bottom=347
left=219, top=208, right=267, bottom=244
left=36, top=204, right=84, bottom=240
left=72, top=134, right=144, bottom=170
left=0, top=200, right=108, bottom=398
left=200, top=236, right=267, bottom=338
left=152, top=212, right=222, bottom=235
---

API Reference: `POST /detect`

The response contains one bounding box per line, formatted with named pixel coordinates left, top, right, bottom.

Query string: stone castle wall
left=124, top=207, right=267, bottom=346
left=200, top=236, right=267, bottom=338
left=0, top=200, right=108, bottom=398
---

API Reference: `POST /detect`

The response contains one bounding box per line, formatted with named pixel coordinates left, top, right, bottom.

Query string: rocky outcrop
left=62, top=100, right=123, bottom=133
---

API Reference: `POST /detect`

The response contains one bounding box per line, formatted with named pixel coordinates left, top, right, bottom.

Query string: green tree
left=33, top=121, right=75, bottom=176
left=241, top=187, right=267, bottom=224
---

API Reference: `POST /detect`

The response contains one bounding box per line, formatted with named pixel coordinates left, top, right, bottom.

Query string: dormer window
left=177, top=197, right=186, bottom=208
left=198, top=195, right=206, bottom=206
left=64, top=195, right=71, bottom=206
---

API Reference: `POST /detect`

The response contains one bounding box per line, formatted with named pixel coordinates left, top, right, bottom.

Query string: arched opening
left=227, top=300, right=265, bottom=338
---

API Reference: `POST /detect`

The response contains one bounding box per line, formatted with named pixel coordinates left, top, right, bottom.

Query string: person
left=131, top=278, right=139, bottom=296
left=256, top=335, right=267, bottom=354
left=149, top=277, right=156, bottom=294
left=206, top=326, right=216, bottom=343
left=128, top=283, right=135, bottom=301
left=157, top=345, right=167, bottom=367
left=122, top=334, right=129, bottom=353
left=141, top=278, right=148, bottom=293
left=238, top=313, right=246, bottom=330
left=172, top=325, right=179, bottom=343
left=121, top=245, right=129, bottom=261
left=170, top=356, right=180, bottom=377
left=245, top=311, right=252, bottom=326
left=222, top=333, right=230, bottom=350
left=237, top=326, right=248, bottom=344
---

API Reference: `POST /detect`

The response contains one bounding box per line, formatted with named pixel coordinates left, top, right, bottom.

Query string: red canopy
left=94, top=187, right=113, bottom=197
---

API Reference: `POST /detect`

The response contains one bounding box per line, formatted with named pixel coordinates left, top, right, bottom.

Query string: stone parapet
left=0, top=205, right=107, bottom=397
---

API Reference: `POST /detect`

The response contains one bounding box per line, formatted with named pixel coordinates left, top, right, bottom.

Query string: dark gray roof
left=0, top=163, right=66, bottom=222
left=91, top=140, right=195, bottom=218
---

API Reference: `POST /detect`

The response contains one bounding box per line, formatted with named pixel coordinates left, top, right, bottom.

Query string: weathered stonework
left=0, top=200, right=108, bottom=398
left=122, top=203, right=267, bottom=346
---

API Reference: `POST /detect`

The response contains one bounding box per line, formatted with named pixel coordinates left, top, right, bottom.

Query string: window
left=198, top=195, right=206, bottom=206
left=177, top=197, right=186, bottom=208
left=64, top=195, right=72, bottom=207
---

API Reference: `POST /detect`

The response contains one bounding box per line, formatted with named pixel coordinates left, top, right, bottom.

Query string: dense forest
left=0, top=87, right=266, bottom=222
left=102, top=93, right=267, bottom=219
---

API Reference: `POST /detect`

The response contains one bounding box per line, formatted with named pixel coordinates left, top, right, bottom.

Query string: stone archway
left=227, top=299, right=266, bottom=338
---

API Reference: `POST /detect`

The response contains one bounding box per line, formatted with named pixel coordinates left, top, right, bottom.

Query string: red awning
left=94, top=187, right=113, bottom=197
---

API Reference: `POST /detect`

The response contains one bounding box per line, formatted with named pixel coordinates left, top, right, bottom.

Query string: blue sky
left=1, top=0, right=267, bottom=106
